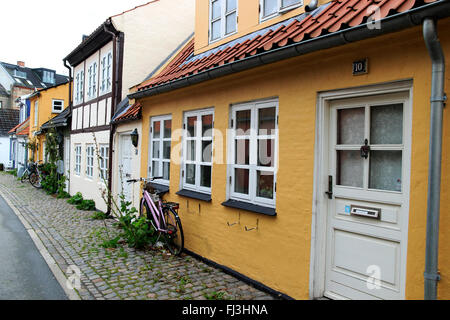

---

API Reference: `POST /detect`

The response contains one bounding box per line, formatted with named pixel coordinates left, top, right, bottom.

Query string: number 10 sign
left=353, top=58, right=369, bottom=76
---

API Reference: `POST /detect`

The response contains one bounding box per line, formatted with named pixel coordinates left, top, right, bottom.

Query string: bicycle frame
left=142, top=189, right=168, bottom=234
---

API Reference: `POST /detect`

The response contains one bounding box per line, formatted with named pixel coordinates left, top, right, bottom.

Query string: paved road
left=0, top=194, right=67, bottom=300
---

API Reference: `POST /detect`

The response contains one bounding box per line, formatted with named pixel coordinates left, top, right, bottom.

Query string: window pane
left=281, top=0, right=300, bottom=8
left=163, top=141, right=171, bottom=160
left=236, top=110, right=251, bottom=135
left=257, top=171, right=274, bottom=199
left=186, top=164, right=196, bottom=185
left=370, top=151, right=403, bottom=192
left=227, top=0, right=237, bottom=12
left=263, top=0, right=278, bottom=16
left=337, top=150, right=364, bottom=188
left=163, top=162, right=170, bottom=181
left=371, top=104, right=403, bottom=145
left=152, top=161, right=160, bottom=177
left=235, top=168, right=249, bottom=195
left=212, top=0, right=221, bottom=19
left=164, top=120, right=172, bottom=139
left=337, top=107, right=365, bottom=145
left=187, top=140, right=196, bottom=161
left=152, top=141, right=160, bottom=159
left=187, top=116, right=197, bottom=137
left=202, top=141, right=212, bottom=163
left=226, top=13, right=237, bottom=34
left=235, top=139, right=249, bottom=165
left=259, top=107, right=276, bottom=135
left=211, top=20, right=221, bottom=40
left=258, top=139, right=275, bottom=167
left=202, top=114, right=213, bottom=137
left=201, top=166, right=212, bottom=188
left=153, top=121, right=161, bottom=138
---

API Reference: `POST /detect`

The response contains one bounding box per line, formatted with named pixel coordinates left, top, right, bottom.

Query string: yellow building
left=127, top=0, right=450, bottom=300
left=28, top=81, right=70, bottom=162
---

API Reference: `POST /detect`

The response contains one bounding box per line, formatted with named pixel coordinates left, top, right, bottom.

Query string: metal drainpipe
left=305, top=0, right=318, bottom=12
left=104, top=20, right=118, bottom=217
left=63, top=59, right=72, bottom=111
left=423, top=18, right=446, bottom=300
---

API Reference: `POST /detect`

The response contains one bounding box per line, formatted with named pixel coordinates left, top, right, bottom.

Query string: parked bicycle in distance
left=20, top=161, right=43, bottom=189
left=127, top=177, right=184, bottom=256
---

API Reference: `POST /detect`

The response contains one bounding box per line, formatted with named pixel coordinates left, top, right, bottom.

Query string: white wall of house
left=16, top=137, right=28, bottom=174
left=113, top=121, right=142, bottom=211
left=0, top=136, right=11, bottom=167
left=70, top=130, right=110, bottom=213
left=111, top=0, right=195, bottom=98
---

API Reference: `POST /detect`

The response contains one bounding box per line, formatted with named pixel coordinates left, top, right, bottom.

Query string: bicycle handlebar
left=126, top=177, right=164, bottom=184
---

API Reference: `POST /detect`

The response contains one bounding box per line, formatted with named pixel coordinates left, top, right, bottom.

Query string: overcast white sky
left=0, top=0, right=151, bottom=75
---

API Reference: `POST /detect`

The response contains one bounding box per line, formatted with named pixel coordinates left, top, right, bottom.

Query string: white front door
left=119, top=134, right=133, bottom=204
left=323, top=92, right=411, bottom=300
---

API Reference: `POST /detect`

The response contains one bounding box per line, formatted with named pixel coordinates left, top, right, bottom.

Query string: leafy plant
left=101, top=236, right=121, bottom=249
left=204, top=291, right=228, bottom=300
left=68, top=192, right=84, bottom=205
left=91, top=211, right=108, bottom=220
left=76, top=199, right=96, bottom=211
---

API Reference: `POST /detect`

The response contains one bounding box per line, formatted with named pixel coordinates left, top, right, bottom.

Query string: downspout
left=305, top=0, right=318, bottom=12
left=104, top=19, right=118, bottom=217
left=63, top=59, right=72, bottom=195
left=423, top=18, right=446, bottom=300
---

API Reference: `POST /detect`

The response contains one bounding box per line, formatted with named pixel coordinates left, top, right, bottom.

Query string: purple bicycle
left=127, top=177, right=184, bottom=256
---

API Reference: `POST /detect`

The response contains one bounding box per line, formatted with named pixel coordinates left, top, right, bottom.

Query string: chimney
left=17, top=61, right=25, bottom=67
left=82, top=35, right=89, bottom=42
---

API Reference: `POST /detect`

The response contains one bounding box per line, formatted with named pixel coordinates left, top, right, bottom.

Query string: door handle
left=325, top=176, right=333, bottom=200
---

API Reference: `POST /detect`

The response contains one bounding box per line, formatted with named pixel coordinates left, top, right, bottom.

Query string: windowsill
left=150, top=183, right=170, bottom=195
left=221, top=199, right=276, bottom=217
left=176, top=189, right=212, bottom=202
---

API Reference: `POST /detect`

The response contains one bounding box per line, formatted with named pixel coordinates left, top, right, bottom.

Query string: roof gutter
left=129, top=0, right=450, bottom=101
left=423, top=18, right=446, bottom=301
left=64, top=59, right=73, bottom=113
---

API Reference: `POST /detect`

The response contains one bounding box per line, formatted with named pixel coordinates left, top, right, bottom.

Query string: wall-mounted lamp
left=131, top=129, right=139, bottom=148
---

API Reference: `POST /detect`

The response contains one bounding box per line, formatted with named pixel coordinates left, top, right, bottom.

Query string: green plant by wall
left=68, top=192, right=83, bottom=205
left=76, top=199, right=96, bottom=211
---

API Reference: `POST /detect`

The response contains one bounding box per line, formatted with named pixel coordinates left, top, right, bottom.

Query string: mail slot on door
left=351, top=206, right=381, bottom=219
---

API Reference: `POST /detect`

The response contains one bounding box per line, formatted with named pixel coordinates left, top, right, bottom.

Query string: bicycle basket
left=144, top=182, right=156, bottom=193
left=27, top=162, right=36, bottom=171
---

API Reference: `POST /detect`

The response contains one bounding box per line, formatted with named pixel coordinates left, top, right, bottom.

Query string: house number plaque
left=353, top=58, right=368, bottom=76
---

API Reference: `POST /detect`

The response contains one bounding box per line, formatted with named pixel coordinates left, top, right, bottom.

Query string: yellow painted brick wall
left=138, top=19, right=450, bottom=299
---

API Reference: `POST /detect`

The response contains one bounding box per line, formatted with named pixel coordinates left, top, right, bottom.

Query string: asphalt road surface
left=0, top=194, right=67, bottom=300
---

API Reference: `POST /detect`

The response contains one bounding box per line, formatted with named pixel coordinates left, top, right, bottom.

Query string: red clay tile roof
left=8, top=117, right=29, bottom=134
left=17, top=126, right=29, bottom=136
left=112, top=102, right=142, bottom=123
left=137, top=0, right=438, bottom=93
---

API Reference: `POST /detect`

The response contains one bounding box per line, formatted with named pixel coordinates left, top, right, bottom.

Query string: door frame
left=309, top=80, right=414, bottom=300
left=117, top=131, right=133, bottom=200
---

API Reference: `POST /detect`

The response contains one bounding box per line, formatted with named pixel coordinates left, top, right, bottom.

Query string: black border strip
left=176, top=189, right=212, bottom=202
left=222, top=200, right=276, bottom=216
left=183, top=248, right=294, bottom=301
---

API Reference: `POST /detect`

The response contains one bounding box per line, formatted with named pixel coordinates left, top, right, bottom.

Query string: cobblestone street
left=0, top=173, right=275, bottom=300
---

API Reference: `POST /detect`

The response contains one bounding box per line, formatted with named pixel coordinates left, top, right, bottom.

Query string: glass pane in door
left=371, top=104, right=403, bottom=145
left=337, top=150, right=364, bottom=188
left=369, top=151, right=403, bottom=192
left=337, top=107, right=365, bottom=145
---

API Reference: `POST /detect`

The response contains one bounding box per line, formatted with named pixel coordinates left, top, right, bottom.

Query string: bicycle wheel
left=29, top=172, right=42, bottom=189
left=20, top=171, right=28, bottom=183
left=162, top=208, right=184, bottom=256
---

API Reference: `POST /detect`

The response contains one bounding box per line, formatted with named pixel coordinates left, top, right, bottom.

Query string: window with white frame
left=99, top=145, right=109, bottom=181
left=34, top=101, right=38, bottom=126
left=87, top=62, right=98, bottom=99
left=261, top=0, right=302, bottom=20
left=75, top=145, right=82, bottom=176
left=210, top=0, right=237, bottom=42
left=52, top=99, right=64, bottom=113
left=86, top=145, right=94, bottom=179
left=229, top=99, right=278, bottom=207
left=182, top=109, right=214, bottom=193
left=149, top=115, right=172, bottom=185
left=75, top=70, right=84, bottom=104
left=100, top=52, right=112, bottom=94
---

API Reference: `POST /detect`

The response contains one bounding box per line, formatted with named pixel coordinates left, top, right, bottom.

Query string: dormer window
left=87, top=62, right=98, bottom=99
left=261, top=0, right=303, bottom=21
left=209, top=0, right=237, bottom=43
left=42, top=70, right=55, bottom=84
left=14, top=70, right=27, bottom=79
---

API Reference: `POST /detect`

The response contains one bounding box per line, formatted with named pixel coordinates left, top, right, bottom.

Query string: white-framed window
left=210, top=0, right=238, bottom=43
left=74, top=144, right=82, bottom=176
left=149, top=115, right=172, bottom=185
left=34, top=100, right=38, bottom=126
left=228, top=99, right=278, bottom=207
left=0, top=101, right=2, bottom=109
left=75, top=70, right=84, bottom=104
left=86, top=145, right=94, bottom=179
left=99, top=145, right=109, bottom=181
left=100, top=51, right=112, bottom=94
left=260, top=0, right=302, bottom=21
left=87, top=62, right=98, bottom=99
left=182, top=109, right=214, bottom=194
left=52, top=99, right=64, bottom=113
